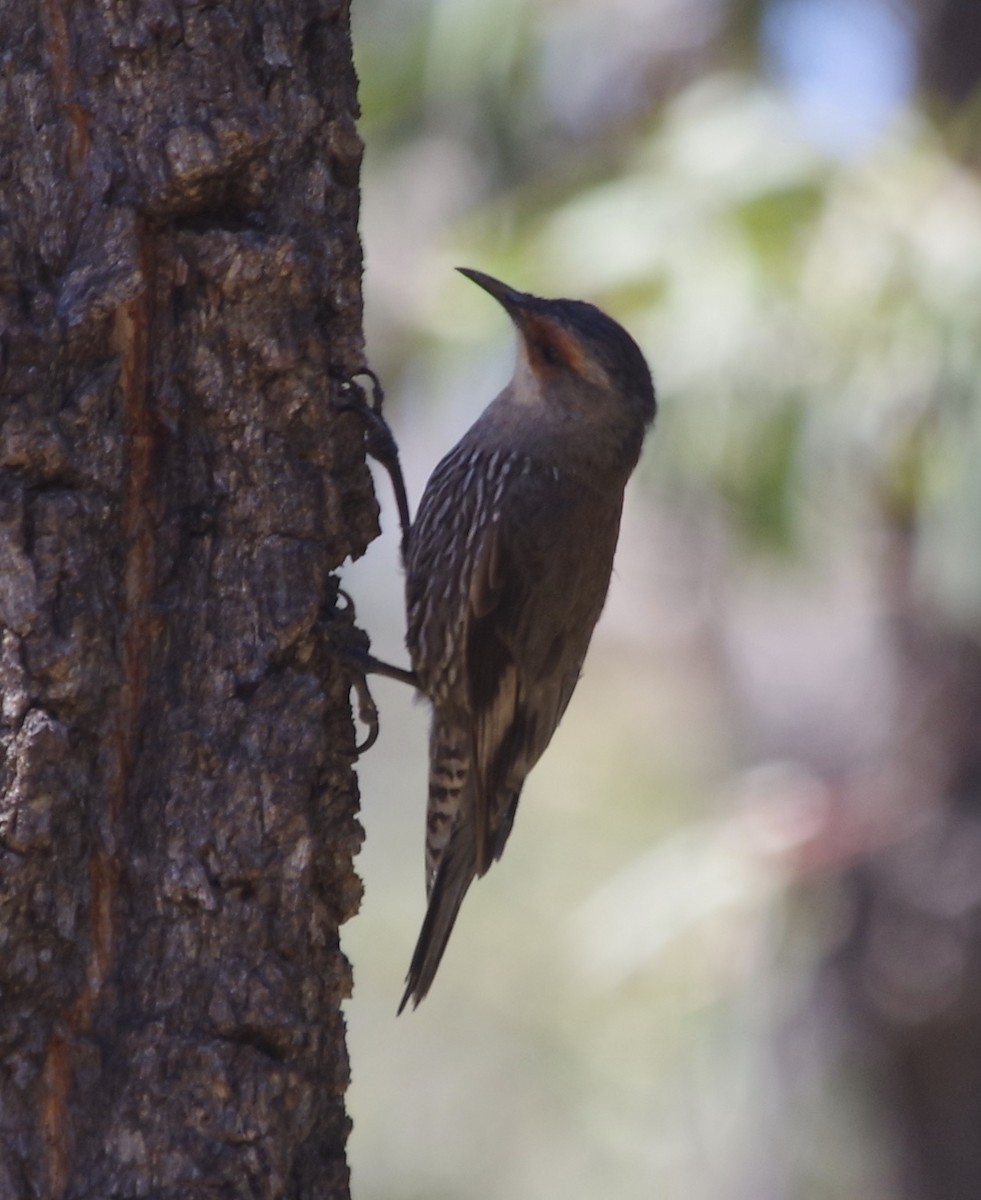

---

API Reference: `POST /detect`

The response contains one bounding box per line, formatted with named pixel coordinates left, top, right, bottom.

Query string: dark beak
left=456, top=267, right=531, bottom=320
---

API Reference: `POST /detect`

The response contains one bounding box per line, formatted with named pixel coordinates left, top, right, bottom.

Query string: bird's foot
left=336, top=368, right=411, bottom=559
left=327, top=588, right=381, bottom=754
left=327, top=589, right=418, bottom=755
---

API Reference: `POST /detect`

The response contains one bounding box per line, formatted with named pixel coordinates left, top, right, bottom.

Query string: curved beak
left=456, top=267, right=531, bottom=320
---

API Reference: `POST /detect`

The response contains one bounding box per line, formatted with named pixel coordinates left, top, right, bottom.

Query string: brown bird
left=399, top=268, right=656, bottom=1011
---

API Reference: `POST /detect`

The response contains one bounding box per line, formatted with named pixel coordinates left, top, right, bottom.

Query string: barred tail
left=398, top=828, right=476, bottom=1013
left=425, top=720, right=469, bottom=893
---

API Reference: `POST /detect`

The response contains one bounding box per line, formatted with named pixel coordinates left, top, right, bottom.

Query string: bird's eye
left=538, top=340, right=561, bottom=368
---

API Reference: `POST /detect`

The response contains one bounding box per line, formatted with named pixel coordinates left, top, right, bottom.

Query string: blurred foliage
left=359, top=0, right=981, bottom=617
left=346, top=1, right=981, bottom=1198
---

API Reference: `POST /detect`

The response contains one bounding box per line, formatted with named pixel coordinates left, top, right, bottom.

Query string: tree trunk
left=0, top=2, right=374, bottom=1196
left=833, top=523, right=981, bottom=1200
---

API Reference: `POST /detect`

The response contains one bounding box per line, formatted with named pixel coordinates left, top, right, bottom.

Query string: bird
left=398, top=268, right=656, bottom=1011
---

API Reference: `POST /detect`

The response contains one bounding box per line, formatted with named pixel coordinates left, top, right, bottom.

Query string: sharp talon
left=352, top=367, right=385, bottom=411
left=329, top=589, right=381, bottom=754
left=327, top=587, right=416, bottom=751
left=351, top=672, right=380, bottom=754
left=337, top=368, right=384, bottom=416
left=335, top=367, right=412, bottom=560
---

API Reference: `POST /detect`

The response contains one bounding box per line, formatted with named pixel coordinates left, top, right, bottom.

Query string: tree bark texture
left=1, top=2, right=374, bottom=1196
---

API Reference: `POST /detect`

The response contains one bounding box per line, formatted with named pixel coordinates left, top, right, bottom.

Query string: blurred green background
left=341, top=2, right=981, bottom=1197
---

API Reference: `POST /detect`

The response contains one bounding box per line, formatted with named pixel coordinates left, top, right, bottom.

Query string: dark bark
left=0, top=2, right=374, bottom=1197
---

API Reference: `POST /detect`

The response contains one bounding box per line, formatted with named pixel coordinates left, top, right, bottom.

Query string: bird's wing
left=465, top=520, right=523, bottom=873
left=464, top=482, right=612, bottom=875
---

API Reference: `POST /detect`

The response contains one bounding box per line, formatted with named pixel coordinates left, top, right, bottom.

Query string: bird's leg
left=336, top=368, right=412, bottom=560
left=341, top=645, right=419, bottom=689
left=326, top=589, right=419, bottom=755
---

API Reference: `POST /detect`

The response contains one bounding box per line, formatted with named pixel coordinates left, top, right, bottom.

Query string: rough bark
left=0, top=2, right=373, bottom=1197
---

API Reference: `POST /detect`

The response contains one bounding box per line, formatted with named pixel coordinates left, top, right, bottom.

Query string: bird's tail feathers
left=399, top=831, right=476, bottom=1013
left=425, top=721, right=470, bottom=893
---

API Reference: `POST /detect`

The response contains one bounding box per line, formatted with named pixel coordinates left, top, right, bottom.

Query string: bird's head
left=458, top=267, right=657, bottom=440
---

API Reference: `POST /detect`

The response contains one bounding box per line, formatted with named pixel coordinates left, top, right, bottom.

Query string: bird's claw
left=330, top=588, right=381, bottom=756
left=350, top=671, right=380, bottom=754
left=329, top=588, right=419, bottom=753
left=337, top=369, right=411, bottom=558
